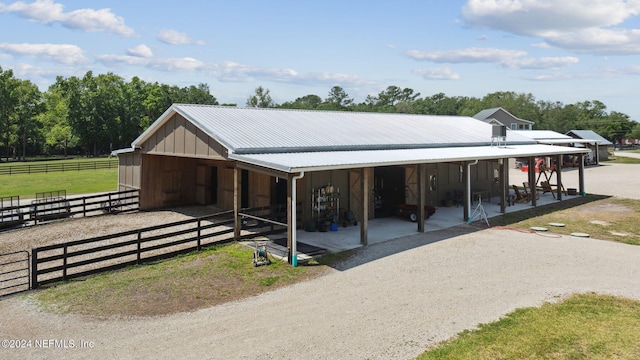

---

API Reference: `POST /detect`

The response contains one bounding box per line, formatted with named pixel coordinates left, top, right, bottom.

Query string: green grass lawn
left=0, top=156, right=115, bottom=166
left=0, top=168, right=117, bottom=198
left=606, top=157, right=640, bottom=164
left=418, top=293, right=640, bottom=360
left=32, top=243, right=326, bottom=317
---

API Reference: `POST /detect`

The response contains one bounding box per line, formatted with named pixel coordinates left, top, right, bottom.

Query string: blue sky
left=1, top=0, right=640, bottom=120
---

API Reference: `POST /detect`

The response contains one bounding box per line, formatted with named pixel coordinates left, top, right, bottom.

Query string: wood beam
left=360, top=167, right=370, bottom=246
left=233, top=166, right=242, bottom=240
left=417, top=163, right=426, bottom=232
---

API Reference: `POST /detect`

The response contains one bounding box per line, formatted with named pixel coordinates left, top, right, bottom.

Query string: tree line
left=1, top=67, right=638, bottom=161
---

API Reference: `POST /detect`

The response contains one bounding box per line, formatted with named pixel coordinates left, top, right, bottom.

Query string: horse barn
left=113, top=104, right=590, bottom=265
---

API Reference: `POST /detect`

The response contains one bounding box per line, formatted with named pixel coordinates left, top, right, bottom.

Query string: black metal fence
left=31, top=205, right=292, bottom=289
left=0, top=189, right=139, bottom=230
left=0, top=159, right=118, bottom=176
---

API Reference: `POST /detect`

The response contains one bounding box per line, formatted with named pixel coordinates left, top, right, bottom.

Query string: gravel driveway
left=1, top=162, right=639, bottom=360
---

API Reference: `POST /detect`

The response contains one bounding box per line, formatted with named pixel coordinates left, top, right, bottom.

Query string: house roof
left=510, top=130, right=572, bottom=141
left=123, top=104, right=589, bottom=174
left=473, top=107, right=534, bottom=125
left=566, top=130, right=613, bottom=145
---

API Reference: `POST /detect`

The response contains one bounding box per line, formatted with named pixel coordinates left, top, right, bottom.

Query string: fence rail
left=31, top=205, right=292, bottom=288
left=0, top=159, right=118, bottom=176
left=0, top=189, right=139, bottom=230
left=0, top=251, right=30, bottom=297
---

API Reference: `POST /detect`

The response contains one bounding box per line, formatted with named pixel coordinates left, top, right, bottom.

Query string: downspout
left=466, top=159, right=479, bottom=220
left=291, top=171, right=305, bottom=267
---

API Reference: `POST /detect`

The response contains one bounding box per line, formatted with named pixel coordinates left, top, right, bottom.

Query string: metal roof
left=473, top=107, right=534, bottom=124
left=230, top=144, right=590, bottom=173
left=566, top=130, right=613, bottom=145
left=123, top=104, right=589, bottom=174
left=510, top=130, right=572, bottom=140
left=132, top=104, right=536, bottom=154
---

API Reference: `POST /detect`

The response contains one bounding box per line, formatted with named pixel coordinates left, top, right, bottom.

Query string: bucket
left=330, top=222, right=338, bottom=231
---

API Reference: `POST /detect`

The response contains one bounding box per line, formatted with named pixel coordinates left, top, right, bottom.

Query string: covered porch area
left=244, top=184, right=581, bottom=262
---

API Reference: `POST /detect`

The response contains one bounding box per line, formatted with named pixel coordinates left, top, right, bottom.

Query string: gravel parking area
left=0, top=162, right=639, bottom=359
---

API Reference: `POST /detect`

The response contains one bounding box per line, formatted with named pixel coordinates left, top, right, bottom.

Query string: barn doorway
left=374, top=167, right=406, bottom=218
left=272, top=176, right=288, bottom=207
left=210, top=166, right=218, bottom=204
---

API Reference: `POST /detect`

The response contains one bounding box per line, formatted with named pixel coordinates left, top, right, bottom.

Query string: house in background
left=474, top=107, right=534, bottom=130
left=566, top=130, right=612, bottom=163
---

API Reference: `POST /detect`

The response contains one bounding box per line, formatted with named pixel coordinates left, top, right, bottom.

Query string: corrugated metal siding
left=171, top=105, right=537, bottom=154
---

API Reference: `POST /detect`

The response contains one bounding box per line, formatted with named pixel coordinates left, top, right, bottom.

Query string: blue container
left=330, top=222, right=338, bottom=231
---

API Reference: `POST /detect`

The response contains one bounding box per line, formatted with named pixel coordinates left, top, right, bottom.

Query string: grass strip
left=31, top=243, right=326, bottom=318
left=418, top=293, right=640, bottom=360
left=0, top=168, right=117, bottom=198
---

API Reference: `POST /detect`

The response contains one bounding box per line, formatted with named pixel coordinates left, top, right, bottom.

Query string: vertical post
left=417, top=164, right=426, bottom=232
left=62, top=245, right=67, bottom=281
left=233, top=167, right=242, bottom=241
left=83, top=197, right=86, bottom=217
left=197, top=219, right=202, bottom=251
left=556, top=155, right=563, bottom=201
left=499, top=158, right=507, bottom=213
left=287, top=174, right=295, bottom=265
left=529, top=160, right=537, bottom=207
left=136, top=230, right=142, bottom=264
left=578, top=154, right=585, bottom=196
left=360, top=168, right=370, bottom=246
left=31, top=248, right=38, bottom=290
left=464, top=162, right=470, bottom=222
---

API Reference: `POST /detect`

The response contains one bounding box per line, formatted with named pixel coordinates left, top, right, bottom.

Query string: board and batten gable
left=139, top=113, right=227, bottom=160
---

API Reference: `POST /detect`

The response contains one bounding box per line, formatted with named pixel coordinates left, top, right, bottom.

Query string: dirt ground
left=0, top=161, right=639, bottom=359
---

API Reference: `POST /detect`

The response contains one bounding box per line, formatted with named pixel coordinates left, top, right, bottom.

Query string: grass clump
left=0, top=168, right=117, bottom=198
left=418, top=293, right=640, bottom=360
left=32, top=243, right=328, bottom=318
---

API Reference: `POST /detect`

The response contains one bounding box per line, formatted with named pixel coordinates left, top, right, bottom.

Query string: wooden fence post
left=62, top=245, right=67, bottom=281
left=197, top=219, right=202, bottom=251
left=136, top=230, right=142, bottom=264
left=31, top=248, right=38, bottom=289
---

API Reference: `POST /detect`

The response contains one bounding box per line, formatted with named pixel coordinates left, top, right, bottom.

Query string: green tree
left=14, top=79, right=42, bottom=160
left=318, top=86, right=353, bottom=111
left=246, top=86, right=275, bottom=108
left=0, top=67, right=20, bottom=160
left=279, top=94, right=322, bottom=110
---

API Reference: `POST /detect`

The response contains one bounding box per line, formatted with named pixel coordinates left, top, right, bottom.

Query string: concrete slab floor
left=244, top=190, right=578, bottom=263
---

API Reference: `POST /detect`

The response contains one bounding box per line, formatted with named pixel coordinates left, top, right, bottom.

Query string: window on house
left=511, top=123, right=517, bottom=130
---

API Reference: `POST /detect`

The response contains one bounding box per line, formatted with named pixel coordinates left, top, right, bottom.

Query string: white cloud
left=0, top=42, right=88, bottom=65
left=413, top=67, right=460, bottom=80
left=462, top=0, right=640, bottom=54
left=406, top=47, right=526, bottom=63
left=157, top=29, right=205, bottom=45
left=406, top=46, right=579, bottom=70
left=0, top=0, right=135, bottom=36
left=502, top=56, right=580, bottom=69
left=151, top=57, right=207, bottom=71
left=127, top=44, right=153, bottom=58
left=545, top=28, right=640, bottom=54
left=97, top=54, right=207, bottom=72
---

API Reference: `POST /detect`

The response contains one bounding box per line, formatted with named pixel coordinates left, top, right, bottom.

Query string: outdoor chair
left=522, top=182, right=539, bottom=200
left=511, top=185, right=530, bottom=203
left=540, top=181, right=556, bottom=199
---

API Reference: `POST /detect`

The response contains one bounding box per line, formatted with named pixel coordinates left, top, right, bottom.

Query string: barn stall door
left=405, top=165, right=417, bottom=205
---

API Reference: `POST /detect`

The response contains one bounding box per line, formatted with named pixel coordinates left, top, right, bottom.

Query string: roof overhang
left=229, top=144, right=590, bottom=174
left=537, top=139, right=601, bottom=145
